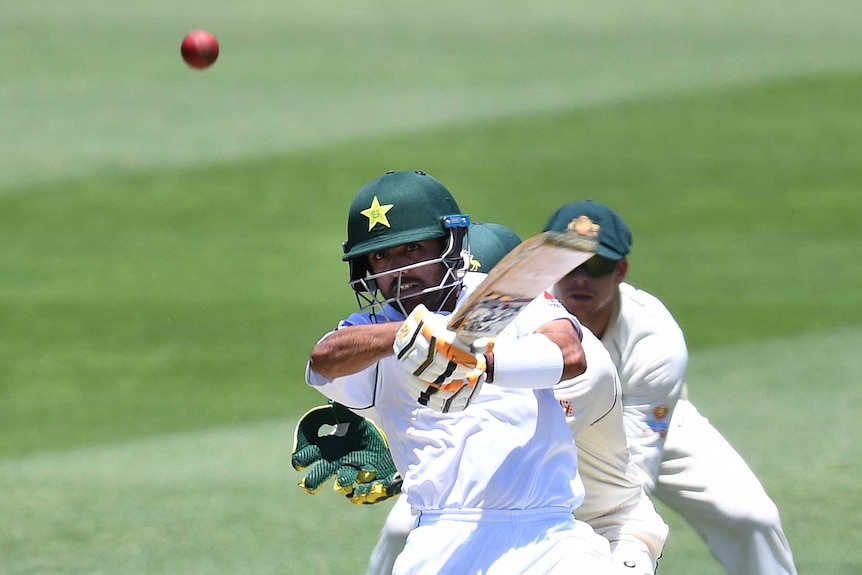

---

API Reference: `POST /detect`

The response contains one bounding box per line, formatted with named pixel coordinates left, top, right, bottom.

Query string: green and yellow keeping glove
left=291, top=402, right=402, bottom=505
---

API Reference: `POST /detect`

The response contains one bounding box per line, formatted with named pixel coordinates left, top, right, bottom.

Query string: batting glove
left=393, top=304, right=492, bottom=388
left=291, top=402, right=401, bottom=505
left=404, top=373, right=487, bottom=413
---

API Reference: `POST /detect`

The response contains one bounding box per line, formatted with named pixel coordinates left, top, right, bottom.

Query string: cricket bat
left=447, top=231, right=597, bottom=344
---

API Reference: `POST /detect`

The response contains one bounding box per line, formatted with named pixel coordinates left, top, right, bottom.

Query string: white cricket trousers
left=653, top=399, right=798, bottom=575
left=391, top=507, right=613, bottom=575
left=369, top=496, right=663, bottom=575
left=367, top=496, right=415, bottom=575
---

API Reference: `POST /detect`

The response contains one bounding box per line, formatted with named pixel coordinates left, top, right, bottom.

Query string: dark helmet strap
left=441, top=224, right=469, bottom=274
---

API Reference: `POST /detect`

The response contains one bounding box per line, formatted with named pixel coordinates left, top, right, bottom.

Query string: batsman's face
left=554, top=258, right=627, bottom=331
left=367, top=239, right=452, bottom=314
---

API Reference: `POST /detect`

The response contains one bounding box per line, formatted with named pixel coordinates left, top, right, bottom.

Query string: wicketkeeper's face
left=367, top=239, right=455, bottom=314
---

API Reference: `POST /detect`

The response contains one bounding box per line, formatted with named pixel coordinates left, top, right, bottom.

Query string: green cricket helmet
left=342, top=170, right=471, bottom=315
left=464, top=222, right=522, bottom=273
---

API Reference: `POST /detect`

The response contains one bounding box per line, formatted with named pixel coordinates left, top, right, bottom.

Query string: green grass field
left=2, top=1, right=861, bottom=573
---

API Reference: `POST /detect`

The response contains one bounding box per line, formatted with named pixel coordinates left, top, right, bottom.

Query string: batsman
left=300, top=170, right=615, bottom=574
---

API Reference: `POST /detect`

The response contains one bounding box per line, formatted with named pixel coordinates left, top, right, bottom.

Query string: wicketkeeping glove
left=291, top=402, right=402, bottom=505
left=393, top=304, right=492, bottom=388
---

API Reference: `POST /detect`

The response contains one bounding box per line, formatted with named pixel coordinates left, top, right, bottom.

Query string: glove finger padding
left=347, top=473, right=404, bottom=505
left=420, top=331, right=487, bottom=386
left=299, top=459, right=340, bottom=494
left=332, top=449, right=381, bottom=494
left=333, top=465, right=362, bottom=495
left=436, top=376, right=485, bottom=412
left=338, top=425, right=400, bottom=504
left=405, top=373, right=486, bottom=413
left=393, top=304, right=441, bottom=374
left=291, top=443, right=323, bottom=472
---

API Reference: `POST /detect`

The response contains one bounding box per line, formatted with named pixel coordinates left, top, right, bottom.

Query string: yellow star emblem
left=361, top=196, right=394, bottom=231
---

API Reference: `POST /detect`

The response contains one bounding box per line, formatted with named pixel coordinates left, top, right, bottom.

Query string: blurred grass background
left=1, top=1, right=861, bottom=573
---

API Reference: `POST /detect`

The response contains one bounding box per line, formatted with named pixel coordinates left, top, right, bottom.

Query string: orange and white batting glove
left=393, top=304, right=493, bottom=388
left=403, top=373, right=487, bottom=413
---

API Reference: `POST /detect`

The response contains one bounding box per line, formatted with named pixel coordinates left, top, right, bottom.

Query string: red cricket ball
left=181, top=29, right=219, bottom=69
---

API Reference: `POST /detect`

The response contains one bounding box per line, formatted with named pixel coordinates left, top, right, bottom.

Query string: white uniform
left=601, top=282, right=797, bottom=575
left=307, top=272, right=612, bottom=575
left=367, top=326, right=668, bottom=575
left=556, top=327, right=668, bottom=574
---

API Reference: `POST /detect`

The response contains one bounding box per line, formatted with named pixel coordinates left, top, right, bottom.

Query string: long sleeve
left=603, top=283, right=688, bottom=491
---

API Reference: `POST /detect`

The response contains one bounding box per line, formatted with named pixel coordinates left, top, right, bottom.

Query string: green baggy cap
left=542, top=200, right=632, bottom=260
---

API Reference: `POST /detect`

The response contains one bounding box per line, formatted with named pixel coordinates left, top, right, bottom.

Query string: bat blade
left=448, top=231, right=597, bottom=343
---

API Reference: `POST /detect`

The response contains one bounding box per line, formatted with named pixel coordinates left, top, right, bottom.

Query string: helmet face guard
left=342, top=171, right=472, bottom=317
left=349, top=217, right=470, bottom=317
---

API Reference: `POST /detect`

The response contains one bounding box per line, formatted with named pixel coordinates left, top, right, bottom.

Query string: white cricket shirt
left=600, top=282, right=688, bottom=491
left=554, top=325, right=669, bottom=561
left=307, top=272, right=585, bottom=513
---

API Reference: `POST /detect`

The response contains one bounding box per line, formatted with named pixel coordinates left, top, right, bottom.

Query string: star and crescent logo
left=361, top=196, right=394, bottom=231
left=566, top=215, right=600, bottom=238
